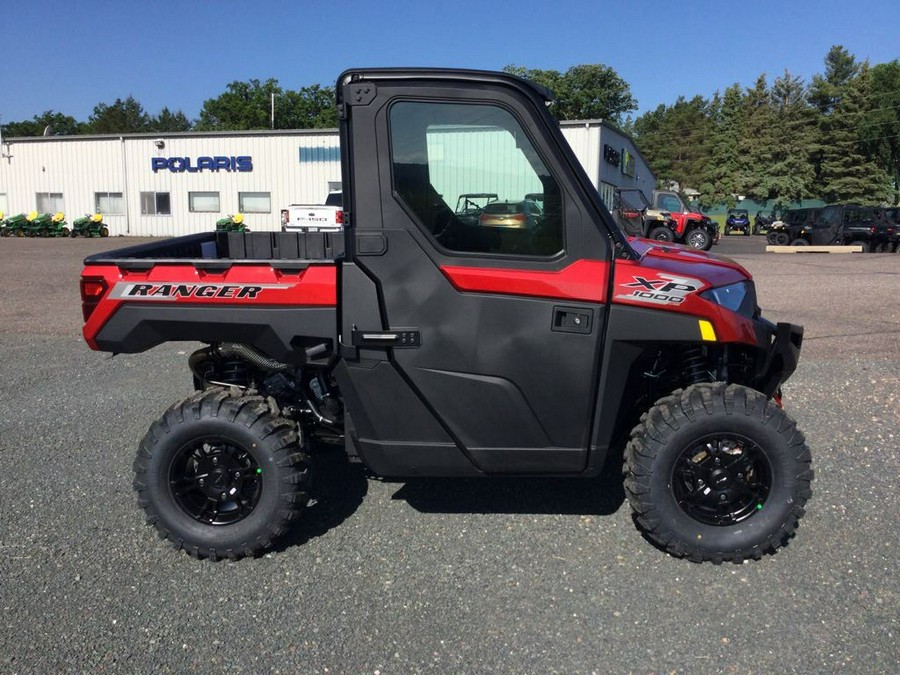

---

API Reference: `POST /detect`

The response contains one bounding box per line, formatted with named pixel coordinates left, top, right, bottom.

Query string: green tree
left=2, top=110, right=83, bottom=137
left=195, top=78, right=280, bottom=130
left=88, top=96, right=150, bottom=133
left=813, top=61, right=890, bottom=203
left=150, top=107, right=192, bottom=132
left=630, top=103, right=672, bottom=182
left=739, top=75, right=776, bottom=201
left=862, top=60, right=900, bottom=203
left=701, top=85, right=744, bottom=207
left=278, top=85, right=338, bottom=129
left=504, top=64, right=637, bottom=124
left=196, top=79, right=336, bottom=130
left=767, top=69, right=816, bottom=204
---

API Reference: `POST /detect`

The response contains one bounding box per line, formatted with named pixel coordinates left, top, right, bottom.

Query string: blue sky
left=1, top=0, right=898, bottom=124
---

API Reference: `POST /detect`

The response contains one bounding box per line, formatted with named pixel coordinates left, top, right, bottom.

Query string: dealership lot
left=1, top=236, right=898, bottom=673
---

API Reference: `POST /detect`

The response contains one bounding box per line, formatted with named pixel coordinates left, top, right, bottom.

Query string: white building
left=0, top=121, right=653, bottom=237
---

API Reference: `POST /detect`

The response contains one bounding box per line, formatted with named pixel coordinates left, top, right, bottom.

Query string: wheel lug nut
left=234, top=471, right=241, bottom=479
left=199, top=478, right=205, bottom=485
left=221, top=492, right=227, bottom=500
left=720, top=494, right=727, bottom=501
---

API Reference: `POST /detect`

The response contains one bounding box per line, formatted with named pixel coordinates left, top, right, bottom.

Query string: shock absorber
left=681, top=345, right=712, bottom=385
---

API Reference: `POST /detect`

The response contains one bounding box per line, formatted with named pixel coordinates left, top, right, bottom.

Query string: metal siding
left=0, top=133, right=341, bottom=237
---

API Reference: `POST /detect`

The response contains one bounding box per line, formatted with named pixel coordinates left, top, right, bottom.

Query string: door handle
left=351, top=329, right=421, bottom=348
left=552, top=306, right=592, bottom=334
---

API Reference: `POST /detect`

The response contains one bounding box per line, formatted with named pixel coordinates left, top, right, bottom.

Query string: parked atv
left=753, top=208, right=782, bottom=235
left=648, top=191, right=717, bottom=250
left=1, top=212, right=29, bottom=237
left=613, top=187, right=675, bottom=239
left=71, top=213, right=110, bottom=237
left=767, top=208, right=820, bottom=246
left=724, top=209, right=751, bottom=236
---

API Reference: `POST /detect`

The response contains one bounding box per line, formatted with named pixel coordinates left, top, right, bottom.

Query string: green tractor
left=71, top=213, right=109, bottom=237
left=0, top=212, right=29, bottom=237
left=23, top=211, right=69, bottom=237
left=216, top=213, right=248, bottom=232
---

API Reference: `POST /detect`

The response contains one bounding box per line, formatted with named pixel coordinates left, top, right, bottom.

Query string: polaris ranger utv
left=80, top=69, right=811, bottom=563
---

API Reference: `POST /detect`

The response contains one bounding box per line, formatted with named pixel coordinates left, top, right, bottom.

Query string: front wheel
left=849, top=240, right=870, bottom=252
left=685, top=227, right=711, bottom=251
left=647, top=226, right=674, bottom=242
left=790, top=238, right=809, bottom=246
left=624, top=383, right=812, bottom=563
left=99, top=226, right=109, bottom=237
left=768, top=232, right=789, bottom=245
left=133, top=388, right=310, bottom=560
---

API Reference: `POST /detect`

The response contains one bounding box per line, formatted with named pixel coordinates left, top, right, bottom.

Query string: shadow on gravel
left=273, top=447, right=368, bottom=551
left=390, top=453, right=626, bottom=516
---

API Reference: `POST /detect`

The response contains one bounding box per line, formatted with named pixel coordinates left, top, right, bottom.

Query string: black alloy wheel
left=169, top=438, right=263, bottom=526
left=671, top=434, right=771, bottom=526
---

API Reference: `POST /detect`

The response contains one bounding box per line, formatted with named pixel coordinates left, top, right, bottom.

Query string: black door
left=337, top=72, right=614, bottom=476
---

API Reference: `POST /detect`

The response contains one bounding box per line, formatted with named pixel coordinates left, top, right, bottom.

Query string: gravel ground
left=0, top=235, right=898, bottom=674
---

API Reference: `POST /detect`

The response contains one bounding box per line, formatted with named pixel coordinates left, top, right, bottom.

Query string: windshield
left=618, top=189, right=650, bottom=210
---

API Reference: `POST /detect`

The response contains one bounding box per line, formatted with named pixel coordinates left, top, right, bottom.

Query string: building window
left=299, top=146, right=340, bottom=163
left=141, top=192, right=171, bottom=215
left=36, top=192, right=64, bottom=213
left=95, top=192, right=124, bottom=215
left=189, top=192, right=220, bottom=213
left=238, top=192, right=271, bottom=213
left=598, top=182, right=616, bottom=211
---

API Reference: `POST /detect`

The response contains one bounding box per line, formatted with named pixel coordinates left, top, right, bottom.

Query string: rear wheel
left=624, top=383, right=812, bottom=563
left=768, top=232, right=789, bottom=245
left=648, top=226, right=674, bottom=242
left=849, top=239, right=870, bottom=252
left=133, top=388, right=310, bottom=560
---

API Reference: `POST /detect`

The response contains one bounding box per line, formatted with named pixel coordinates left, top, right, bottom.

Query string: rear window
left=483, top=202, right=523, bottom=215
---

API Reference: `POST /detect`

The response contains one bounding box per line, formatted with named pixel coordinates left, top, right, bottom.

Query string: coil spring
left=214, top=359, right=252, bottom=387
left=681, top=346, right=710, bottom=385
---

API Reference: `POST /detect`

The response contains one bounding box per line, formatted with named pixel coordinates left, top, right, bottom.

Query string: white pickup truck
left=280, top=191, right=343, bottom=233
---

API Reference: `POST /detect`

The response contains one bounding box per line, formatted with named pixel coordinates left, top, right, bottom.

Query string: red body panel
left=440, top=241, right=757, bottom=345
left=440, top=259, right=609, bottom=303
left=82, top=263, right=337, bottom=349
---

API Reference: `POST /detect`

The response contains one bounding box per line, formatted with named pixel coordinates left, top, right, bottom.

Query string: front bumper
left=754, top=320, right=804, bottom=397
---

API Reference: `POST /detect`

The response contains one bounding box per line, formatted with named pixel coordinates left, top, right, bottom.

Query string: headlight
left=700, top=281, right=757, bottom=318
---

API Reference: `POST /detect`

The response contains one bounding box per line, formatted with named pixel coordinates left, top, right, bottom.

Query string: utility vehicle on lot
left=646, top=190, right=718, bottom=250
left=612, top=187, right=674, bottom=238
left=788, top=204, right=890, bottom=251
left=724, top=209, right=751, bottom=236
left=80, top=68, right=811, bottom=564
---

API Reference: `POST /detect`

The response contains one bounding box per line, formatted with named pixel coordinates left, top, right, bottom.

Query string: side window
left=659, top=195, right=681, bottom=213
left=817, top=207, right=839, bottom=228
left=390, top=101, right=562, bottom=257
